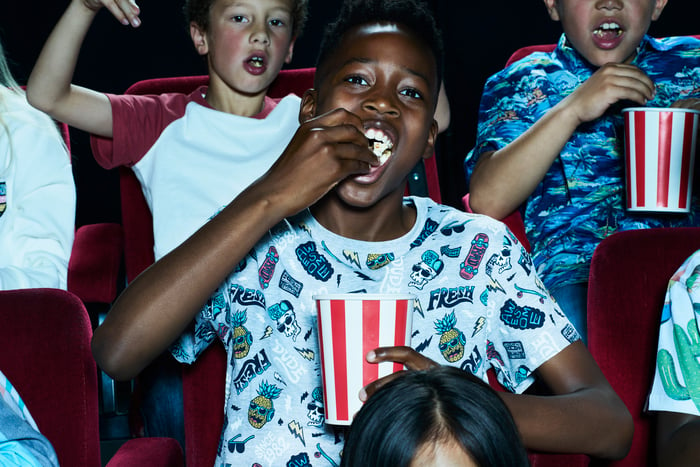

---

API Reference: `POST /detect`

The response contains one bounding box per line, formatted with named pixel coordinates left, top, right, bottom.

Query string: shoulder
left=650, top=34, right=700, bottom=51
left=108, top=89, right=197, bottom=118
left=1, top=96, right=65, bottom=149
left=415, top=197, right=513, bottom=239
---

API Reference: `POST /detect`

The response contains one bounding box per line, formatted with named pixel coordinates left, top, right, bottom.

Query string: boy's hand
left=358, top=346, right=439, bottom=402
left=565, top=63, right=655, bottom=124
left=258, top=107, right=379, bottom=217
left=671, top=98, right=700, bottom=111
left=81, top=0, right=141, bottom=27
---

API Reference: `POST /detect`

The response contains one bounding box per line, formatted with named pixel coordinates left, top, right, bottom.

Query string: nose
left=250, top=23, right=270, bottom=45
left=362, top=89, right=400, bottom=117
left=596, top=0, right=622, bottom=10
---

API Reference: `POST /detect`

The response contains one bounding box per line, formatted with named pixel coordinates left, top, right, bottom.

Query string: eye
left=345, top=75, right=368, bottom=86
left=269, top=18, right=285, bottom=27
left=400, top=87, right=424, bottom=100
left=232, top=15, right=248, bottom=23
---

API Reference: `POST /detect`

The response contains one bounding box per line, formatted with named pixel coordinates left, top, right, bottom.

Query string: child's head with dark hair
left=184, top=0, right=309, bottom=38
left=340, top=366, right=530, bottom=467
left=299, top=0, right=441, bottom=211
left=315, top=0, right=444, bottom=90
left=543, top=0, right=668, bottom=67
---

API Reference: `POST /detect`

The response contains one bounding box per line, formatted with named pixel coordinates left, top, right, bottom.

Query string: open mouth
left=248, top=55, right=265, bottom=68
left=593, top=21, right=623, bottom=40
left=365, top=127, right=394, bottom=165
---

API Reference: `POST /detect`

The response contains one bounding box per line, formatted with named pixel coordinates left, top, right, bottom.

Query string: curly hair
left=315, top=0, right=444, bottom=88
left=183, top=0, right=308, bottom=39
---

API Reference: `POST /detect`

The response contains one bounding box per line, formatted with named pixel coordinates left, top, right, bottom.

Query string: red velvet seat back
left=0, top=288, right=101, bottom=467
left=587, top=227, right=700, bottom=466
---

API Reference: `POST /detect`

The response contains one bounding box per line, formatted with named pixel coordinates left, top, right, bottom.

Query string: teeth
left=250, top=56, right=264, bottom=67
left=594, top=22, right=622, bottom=37
left=365, top=128, right=393, bottom=165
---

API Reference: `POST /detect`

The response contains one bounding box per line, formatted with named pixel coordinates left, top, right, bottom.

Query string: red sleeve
left=90, top=91, right=194, bottom=169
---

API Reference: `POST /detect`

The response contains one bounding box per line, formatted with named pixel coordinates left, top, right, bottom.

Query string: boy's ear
left=285, top=38, right=296, bottom=64
left=190, top=22, right=208, bottom=56
left=299, top=89, right=318, bottom=124
left=542, top=0, right=560, bottom=21
left=422, top=119, right=439, bottom=160
left=651, top=0, right=668, bottom=20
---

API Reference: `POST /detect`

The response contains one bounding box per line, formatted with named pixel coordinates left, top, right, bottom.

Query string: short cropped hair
left=340, top=366, right=530, bottom=467
left=184, top=0, right=309, bottom=39
left=315, top=0, right=444, bottom=90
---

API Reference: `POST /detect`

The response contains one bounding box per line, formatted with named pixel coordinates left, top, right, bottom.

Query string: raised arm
left=26, top=0, right=141, bottom=137
left=468, top=63, right=655, bottom=219
left=91, top=104, right=379, bottom=381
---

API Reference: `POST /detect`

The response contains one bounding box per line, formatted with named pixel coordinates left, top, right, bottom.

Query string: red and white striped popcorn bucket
left=314, top=294, right=414, bottom=425
left=623, top=107, right=700, bottom=213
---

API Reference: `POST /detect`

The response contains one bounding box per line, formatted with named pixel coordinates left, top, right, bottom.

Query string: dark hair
left=183, top=0, right=309, bottom=39
left=315, top=0, right=444, bottom=89
left=340, top=366, right=529, bottom=467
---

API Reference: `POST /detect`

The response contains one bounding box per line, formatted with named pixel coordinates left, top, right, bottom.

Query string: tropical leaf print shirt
left=465, top=34, right=700, bottom=293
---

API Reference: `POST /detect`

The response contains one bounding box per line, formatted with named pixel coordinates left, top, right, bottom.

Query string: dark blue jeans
left=139, top=352, right=185, bottom=450
left=551, top=282, right=589, bottom=345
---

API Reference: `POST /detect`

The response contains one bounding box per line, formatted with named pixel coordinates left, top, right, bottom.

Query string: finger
left=607, top=80, right=656, bottom=104
left=599, top=65, right=655, bottom=98
left=359, top=370, right=408, bottom=402
left=102, top=0, right=141, bottom=27
left=307, top=107, right=365, bottom=135
left=368, top=346, right=439, bottom=371
left=670, top=98, right=700, bottom=111
left=304, top=123, right=379, bottom=166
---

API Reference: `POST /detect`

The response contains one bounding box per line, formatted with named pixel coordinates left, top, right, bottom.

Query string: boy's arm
left=365, top=342, right=632, bottom=459
left=502, top=341, right=633, bottom=459
left=91, top=107, right=378, bottom=381
left=26, top=0, right=141, bottom=137
left=656, top=412, right=700, bottom=466
left=468, top=63, right=656, bottom=219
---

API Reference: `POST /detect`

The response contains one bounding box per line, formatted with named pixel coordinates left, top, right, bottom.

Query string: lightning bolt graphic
left=414, top=336, right=432, bottom=353
left=343, top=250, right=361, bottom=268
left=486, top=278, right=505, bottom=293
left=300, top=391, right=309, bottom=403
left=260, top=326, right=273, bottom=339
left=295, top=347, right=315, bottom=361
left=274, top=372, right=287, bottom=386
left=472, top=316, right=486, bottom=337
left=288, top=420, right=305, bottom=446
left=413, top=299, right=424, bottom=318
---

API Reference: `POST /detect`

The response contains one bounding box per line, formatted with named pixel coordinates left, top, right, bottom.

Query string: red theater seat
left=587, top=227, right=700, bottom=466
left=0, top=288, right=183, bottom=466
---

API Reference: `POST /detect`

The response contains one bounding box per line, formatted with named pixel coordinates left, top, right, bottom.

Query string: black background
left=0, top=0, right=697, bottom=226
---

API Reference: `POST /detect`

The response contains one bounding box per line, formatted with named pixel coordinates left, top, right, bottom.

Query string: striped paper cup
left=623, top=107, right=699, bottom=213
left=314, top=293, right=414, bottom=425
